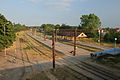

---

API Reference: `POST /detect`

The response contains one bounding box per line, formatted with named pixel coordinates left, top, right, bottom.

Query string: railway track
left=58, top=57, right=120, bottom=80
left=24, top=35, right=52, bottom=59
left=19, top=37, right=34, bottom=73
left=19, top=34, right=90, bottom=80
left=25, top=34, right=65, bottom=59
left=36, top=33, right=102, bottom=52
left=26, top=34, right=120, bottom=80
left=22, top=35, right=61, bottom=80
left=60, top=41, right=102, bottom=52
left=23, top=34, right=90, bottom=79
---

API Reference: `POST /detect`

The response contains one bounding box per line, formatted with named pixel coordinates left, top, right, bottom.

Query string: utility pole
left=44, top=28, right=46, bottom=41
left=52, top=29, right=55, bottom=69
left=55, top=29, right=57, bottom=42
left=32, top=28, right=34, bottom=35
left=35, top=28, right=36, bottom=36
left=73, top=29, right=77, bottom=56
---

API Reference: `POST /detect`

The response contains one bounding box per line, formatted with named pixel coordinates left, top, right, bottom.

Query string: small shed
left=77, top=32, right=87, bottom=38
left=70, top=32, right=87, bottom=41
left=57, top=31, right=87, bottom=41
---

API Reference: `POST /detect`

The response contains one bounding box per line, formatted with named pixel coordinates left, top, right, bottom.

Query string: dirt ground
left=21, top=66, right=91, bottom=80
left=92, top=54, right=120, bottom=70
left=0, top=31, right=68, bottom=80
left=0, top=31, right=120, bottom=80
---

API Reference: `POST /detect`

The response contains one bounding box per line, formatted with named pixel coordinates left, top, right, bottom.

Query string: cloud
left=29, top=0, right=41, bottom=3
left=45, top=2, right=70, bottom=11
left=28, top=0, right=86, bottom=10
left=45, top=0, right=74, bottom=10
left=46, top=2, right=70, bottom=7
left=46, top=0, right=85, bottom=8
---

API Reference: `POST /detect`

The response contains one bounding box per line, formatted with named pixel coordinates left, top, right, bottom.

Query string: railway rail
left=23, top=34, right=90, bottom=79
left=24, top=34, right=120, bottom=80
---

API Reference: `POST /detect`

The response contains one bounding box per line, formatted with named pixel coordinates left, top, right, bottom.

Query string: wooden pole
left=73, top=29, right=77, bottom=56
left=52, top=29, right=55, bottom=69
left=55, top=29, right=57, bottom=42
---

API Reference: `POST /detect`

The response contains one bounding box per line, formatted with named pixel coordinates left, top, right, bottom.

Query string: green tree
left=80, top=14, right=101, bottom=30
left=80, top=14, right=101, bottom=38
left=41, top=24, right=55, bottom=35
left=55, top=24, right=60, bottom=29
left=0, top=14, right=16, bottom=50
left=13, top=23, right=27, bottom=32
left=59, top=24, right=74, bottom=29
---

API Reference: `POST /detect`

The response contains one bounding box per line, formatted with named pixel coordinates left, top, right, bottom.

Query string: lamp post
left=4, top=24, right=6, bottom=57
left=4, top=22, right=9, bottom=57
left=114, top=38, right=117, bottom=48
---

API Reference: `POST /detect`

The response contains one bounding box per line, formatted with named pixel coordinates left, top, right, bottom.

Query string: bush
left=104, top=32, right=120, bottom=43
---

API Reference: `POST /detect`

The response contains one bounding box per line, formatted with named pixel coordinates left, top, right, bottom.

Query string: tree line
left=39, top=13, right=120, bottom=43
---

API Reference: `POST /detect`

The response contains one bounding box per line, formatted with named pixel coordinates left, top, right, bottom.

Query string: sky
left=0, top=0, right=120, bottom=27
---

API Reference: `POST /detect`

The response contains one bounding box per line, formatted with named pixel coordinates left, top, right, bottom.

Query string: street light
left=4, top=22, right=9, bottom=57
left=114, top=38, right=117, bottom=48
left=98, top=29, right=104, bottom=44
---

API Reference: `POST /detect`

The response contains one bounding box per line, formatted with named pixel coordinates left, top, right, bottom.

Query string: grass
left=22, top=66, right=92, bottom=80
left=94, top=54, right=120, bottom=69
left=79, top=38, right=120, bottom=48
left=60, top=41, right=102, bottom=52
left=22, top=71, right=50, bottom=80
left=50, top=67, right=80, bottom=80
